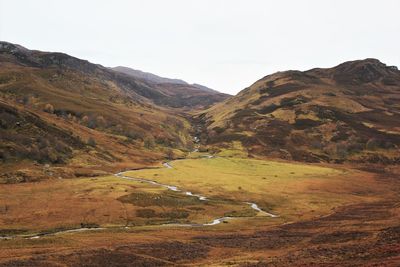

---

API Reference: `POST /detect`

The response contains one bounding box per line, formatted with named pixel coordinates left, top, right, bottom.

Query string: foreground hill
left=0, top=41, right=207, bottom=182
left=112, top=66, right=229, bottom=109
left=202, top=59, right=400, bottom=164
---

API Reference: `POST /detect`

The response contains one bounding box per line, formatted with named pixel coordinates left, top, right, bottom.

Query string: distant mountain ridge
left=112, top=66, right=187, bottom=85
left=112, top=66, right=221, bottom=94
left=0, top=41, right=226, bottom=182
left=0, top=41, right=227, bottom=109
left=112, top=65, right=230, bottom=109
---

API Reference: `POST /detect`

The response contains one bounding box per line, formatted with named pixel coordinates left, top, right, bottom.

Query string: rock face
left=202, top=59, right=400, bottom=163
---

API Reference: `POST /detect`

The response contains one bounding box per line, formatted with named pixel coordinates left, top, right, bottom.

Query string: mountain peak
left=332, top=58, right=399, bottom=84
left=0, top=41, right=30, bottom=54
left=203, top=58, right=400, bottom=164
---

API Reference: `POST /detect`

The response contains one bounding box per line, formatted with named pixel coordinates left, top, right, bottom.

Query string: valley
left=0, top=42, right=399, bottom=266
left=0, top=153, right=399, bottom=266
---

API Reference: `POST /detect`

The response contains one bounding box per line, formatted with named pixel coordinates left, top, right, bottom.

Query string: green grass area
left=0, top=156, right=376, bottom=232
left=126, top=157, right=343, bottom=194
left=124, top=157, right=365, bottom=220
left=216, top=141, right=249, bottom=158
left=0, top=172, right=254, bottom=232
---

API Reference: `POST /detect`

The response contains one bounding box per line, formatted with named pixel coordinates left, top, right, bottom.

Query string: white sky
left=1, top=0, right=399, bottom=94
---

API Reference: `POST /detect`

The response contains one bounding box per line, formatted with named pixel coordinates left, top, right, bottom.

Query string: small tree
left=87, top=118, right=97, bottom=129
left=96, top=116, right=107, bottom=128
left=22, top=96, right=30, bottom=106
left=87, top=137, right=96, bottom=147
left=165, top=149, right=174, bottom=160
left=366, top=138, right=379, bottom=150
left=144, top=136, right=155, bottom=149
left=38, top=137, right=49, bottom=149
left=81, top=115, right=89, bottom=124
left=336, top=142, right=348, bottom=159
left=44, top=103, right=54, bottom=114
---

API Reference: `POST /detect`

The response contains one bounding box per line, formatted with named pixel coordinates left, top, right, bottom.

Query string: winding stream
left=115, top=158, right=278, bottom=225
left=1, top=157, right=278, bottom=240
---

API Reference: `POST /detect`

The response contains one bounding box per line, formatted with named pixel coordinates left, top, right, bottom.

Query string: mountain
left=112, top=66, right=187, bottom=85
left=0, top=41, right=205, bottom=182
left=201, top=59, right=400, bottom=164
left=2, top=40, right=399, bottom=184
left=112, top=66, right=230, bottom=109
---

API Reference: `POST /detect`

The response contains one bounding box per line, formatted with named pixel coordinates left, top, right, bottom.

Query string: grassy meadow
left=0, top=155, right=395, bottom=266
left=124, top=156, right=380, bottom=221
left=0, top=155, right=381, bottom=236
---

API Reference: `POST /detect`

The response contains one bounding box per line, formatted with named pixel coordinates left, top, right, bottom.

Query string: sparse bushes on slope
left=0, top=102, right=83, bottom=164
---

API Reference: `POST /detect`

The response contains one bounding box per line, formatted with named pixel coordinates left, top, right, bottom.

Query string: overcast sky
left=1, top=0, right=399, bottom=94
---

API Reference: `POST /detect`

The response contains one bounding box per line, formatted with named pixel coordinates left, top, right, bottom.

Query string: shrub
left=213, top=127, right=225, bottom=134
left=136, top=209, right=157, bottom=218
left=125, top=130, right=143, bottom=140
left=0, top=150, right=10, bottom=162
left=165, top=116, right=184, bottom=131
left=54, top=140, right=70, bottom=154
left=29, top=147, right=40, bottom=161
left=43, top=103, right=54, bottom=114
left=87, top=137, right=96, bottom=147
left=144, top=136, right=155, bottom=149
left=38, top=137, right=49, bottom=149
left=80, top=222, right=100, bottom=228
left=96, top=116, right=106, bottom=128
left=22, top=96, right=30, bottom=105
left=81, top=115, right=89, bottom=124
left=336, top=142, right=349, bottom=159
left=366, top=138, right=380, bottom=150
left=165, top=149, right=174, bottom=160
left=87, top=118, right=97, bottom=129
left=159, top=209, right=189, bottom=219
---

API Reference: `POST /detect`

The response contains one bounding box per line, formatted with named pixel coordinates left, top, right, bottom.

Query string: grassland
left=0, top=156, right=398, bottom=266
left=125, top=156, right=383, bottom=221
left=0, top=169, right=252, bottom=234
left=0, top=156, right=379, bottom=235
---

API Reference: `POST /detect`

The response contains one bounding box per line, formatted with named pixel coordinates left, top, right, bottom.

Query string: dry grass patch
left=125, top=157, right=382, bottom=221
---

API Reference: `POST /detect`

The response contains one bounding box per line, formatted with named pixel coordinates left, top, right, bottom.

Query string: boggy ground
left=0, top=157, right=399, bottom=266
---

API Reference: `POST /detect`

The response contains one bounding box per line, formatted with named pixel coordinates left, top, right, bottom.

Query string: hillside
left=0, top=42, right=202, bottom=182
left=1, top=45, right=400, bottom=266
left=113, top=66, right=229, bottom=109
left=112, top=66, right=188, bottom=85
left=201, top=59, right=400, bottom=164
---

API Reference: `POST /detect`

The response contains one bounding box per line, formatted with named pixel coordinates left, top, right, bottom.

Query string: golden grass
left=0, top=173, right=251, bottom=233
left=0, top=155, right=385, bottom=236
left=125, top=157, right=381, bottom=220
left=0, top=156, right=394, bottom=266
